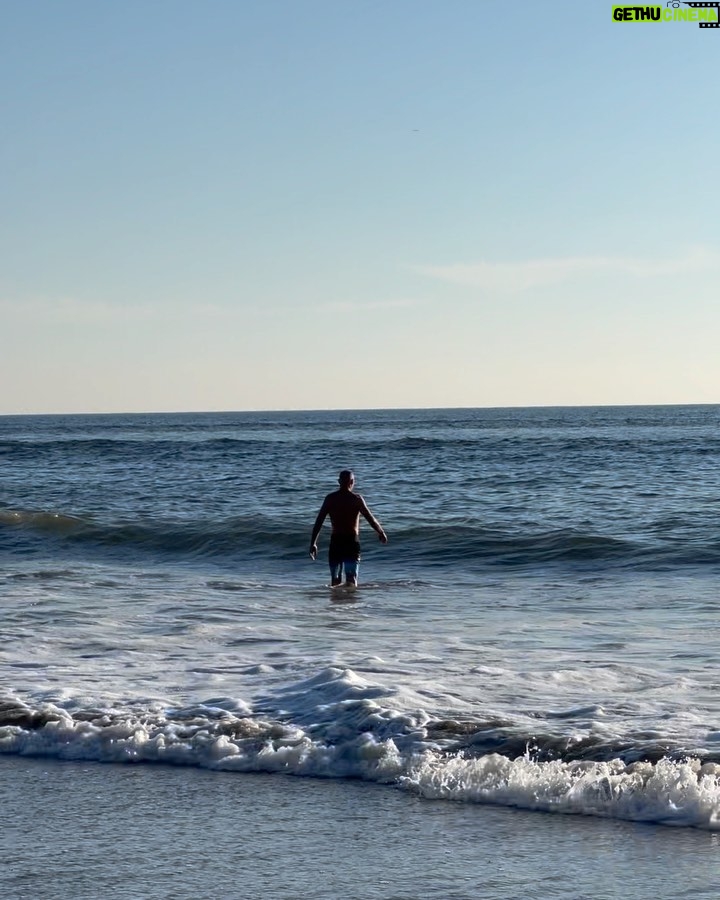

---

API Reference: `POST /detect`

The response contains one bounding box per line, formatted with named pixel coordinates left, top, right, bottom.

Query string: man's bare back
left=317, top=489, right=377, bottom=537
left=309, top=470, right=387, bottom=585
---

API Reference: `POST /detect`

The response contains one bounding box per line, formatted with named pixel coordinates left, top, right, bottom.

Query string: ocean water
left=2, top=405, right=720, bottom=896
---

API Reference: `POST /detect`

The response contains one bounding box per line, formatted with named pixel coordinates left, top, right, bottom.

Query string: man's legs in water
left=343, top=559, right=359, bottom=586
left=329, top=560, right=358, bottom=586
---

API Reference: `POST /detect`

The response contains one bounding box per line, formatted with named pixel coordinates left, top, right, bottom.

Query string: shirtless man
left=309, top=470, right=387, bottom=586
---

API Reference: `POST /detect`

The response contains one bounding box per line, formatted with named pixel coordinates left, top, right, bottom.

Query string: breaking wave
left=2, top=667, right=720, bottom=830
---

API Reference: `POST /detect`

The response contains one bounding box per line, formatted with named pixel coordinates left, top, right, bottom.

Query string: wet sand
left=3, top=756, right=720, bottom=900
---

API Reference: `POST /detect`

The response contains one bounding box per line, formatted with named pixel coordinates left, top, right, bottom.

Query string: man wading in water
left=309, top=470, right=387, bottom=586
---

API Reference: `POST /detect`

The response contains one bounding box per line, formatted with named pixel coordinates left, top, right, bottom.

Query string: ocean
left=2, top=405, right=720, bottom=898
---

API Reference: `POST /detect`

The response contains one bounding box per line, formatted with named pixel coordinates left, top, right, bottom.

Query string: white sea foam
left=3, top=666, right=720, bottom=830
left=3, top=700, right=720, bottom=829
left=402, top=753, right=720, bottom=830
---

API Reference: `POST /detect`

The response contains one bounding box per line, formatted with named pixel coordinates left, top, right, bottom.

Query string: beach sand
left=3, top=756, right=720, bottom=900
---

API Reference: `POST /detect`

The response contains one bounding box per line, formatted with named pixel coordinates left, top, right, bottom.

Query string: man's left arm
left=359, top=497, right=388, bottom=544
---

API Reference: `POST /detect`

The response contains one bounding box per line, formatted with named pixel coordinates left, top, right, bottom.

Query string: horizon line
left=1, top=400, right=718, bottom=418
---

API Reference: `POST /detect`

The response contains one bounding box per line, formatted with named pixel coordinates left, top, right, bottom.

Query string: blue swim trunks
left=328, top=534, right=361, bottom=583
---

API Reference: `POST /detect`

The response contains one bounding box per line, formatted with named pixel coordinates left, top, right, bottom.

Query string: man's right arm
left=309, top=498, right=329, bottom=559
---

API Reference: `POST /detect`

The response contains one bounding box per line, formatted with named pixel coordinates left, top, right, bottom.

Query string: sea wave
left=4, top=431, right=720, bottom=457
left=0, top=508, right=296, bottom=559
left=2, top=667, right=720, bottom=830
left=2, top=506, right=718, bottom=570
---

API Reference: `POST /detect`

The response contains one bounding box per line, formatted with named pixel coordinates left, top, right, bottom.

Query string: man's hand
left=309, top=543, right=317, bottom=560
left=378, top=531, right=388, bottom=545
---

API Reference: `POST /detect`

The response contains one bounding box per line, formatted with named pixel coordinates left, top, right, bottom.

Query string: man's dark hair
left=338, top=470, right=354, bottom=486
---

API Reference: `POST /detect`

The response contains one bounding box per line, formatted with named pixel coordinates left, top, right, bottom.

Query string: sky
left=2, top=0, right=719, bottom=414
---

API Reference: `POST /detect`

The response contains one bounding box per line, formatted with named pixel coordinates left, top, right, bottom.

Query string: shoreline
left=4, top=756, right=719, bottom=900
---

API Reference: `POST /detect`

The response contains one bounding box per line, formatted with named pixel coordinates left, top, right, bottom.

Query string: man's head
left=338, top=470, right=355, bottom=488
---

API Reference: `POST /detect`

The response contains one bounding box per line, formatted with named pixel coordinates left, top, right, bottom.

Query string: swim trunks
left=328, top=534, right=361, bottom=565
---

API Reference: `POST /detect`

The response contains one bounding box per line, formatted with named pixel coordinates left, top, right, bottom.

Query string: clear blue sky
left=2, top=0, right=718, bottom=413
